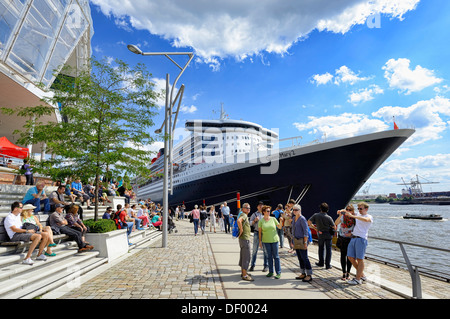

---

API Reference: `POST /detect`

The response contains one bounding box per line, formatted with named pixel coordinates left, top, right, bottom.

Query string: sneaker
left=248, top=266, right=255, bottom=272
left=347, top=278, right=362, bottom=285
left=22, top=258, right=34, bottom=265
left=36, top=254, right=47, bottom=261
left=274, top=273, right=281, bottom=279
left=266, top=272, right=273, bottom=277
left=262, top=267, right=268, bottom=272
left=361, top=276, right=367, bottom=282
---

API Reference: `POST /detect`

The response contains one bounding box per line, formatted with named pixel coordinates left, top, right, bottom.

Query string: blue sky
left=88, top=0, right=450, bottom=195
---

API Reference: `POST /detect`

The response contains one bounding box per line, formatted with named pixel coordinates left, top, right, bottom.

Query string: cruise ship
left=136, top=108, right=414, bottom=219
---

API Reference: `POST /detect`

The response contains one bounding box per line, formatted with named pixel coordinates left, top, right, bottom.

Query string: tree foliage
left=5, top=57, right=160, bottom=219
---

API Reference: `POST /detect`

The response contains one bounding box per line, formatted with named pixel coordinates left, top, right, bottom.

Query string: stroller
left=168, top=215, right=178, bottom=234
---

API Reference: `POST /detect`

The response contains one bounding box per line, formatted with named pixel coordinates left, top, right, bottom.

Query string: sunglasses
left=293, top=209, right=300, bottom=211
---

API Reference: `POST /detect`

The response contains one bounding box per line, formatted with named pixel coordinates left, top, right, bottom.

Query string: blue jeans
left=296, top=249, right=313, bottom=275
left=24, top=197, right=50, bottom=213
left=125, top=222, right=134, bottom=241
left=223, top=215, right=230, bottom=233
left=277, top=227, right=284, bottom=248
left=193, top=219, right=199, bottom=235
left=263, top=242, right=281, bottom=275
left=250, top=231, right=268, bottom=268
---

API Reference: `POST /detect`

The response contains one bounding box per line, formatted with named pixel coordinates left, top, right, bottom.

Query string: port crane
left=398, top=175, right=439, bottom=197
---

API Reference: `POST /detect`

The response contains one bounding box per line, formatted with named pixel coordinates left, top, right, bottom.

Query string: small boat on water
left=403, top=213, right=443, bottom=220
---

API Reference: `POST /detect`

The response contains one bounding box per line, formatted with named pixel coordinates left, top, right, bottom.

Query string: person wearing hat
left=49, top=204, right=93, bottom=253
left=4, top=202, right=50, bottom=265
left=21, top=204, right=56, bottom=256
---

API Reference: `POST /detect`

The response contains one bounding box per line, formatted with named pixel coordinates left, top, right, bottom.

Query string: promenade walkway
left=43, top=218, right=448, bottom=300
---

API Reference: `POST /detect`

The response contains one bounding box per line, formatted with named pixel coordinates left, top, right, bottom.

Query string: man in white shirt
left=345, top=202, right=373, bottom=285
left=4, top=202, right=48, bottom=265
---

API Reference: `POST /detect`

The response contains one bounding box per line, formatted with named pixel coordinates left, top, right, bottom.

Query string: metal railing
left=367, top=236, right=450, bottom=299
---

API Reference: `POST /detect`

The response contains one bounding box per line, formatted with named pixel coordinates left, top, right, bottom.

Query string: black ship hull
left=139, top=129, right=414, bottom=220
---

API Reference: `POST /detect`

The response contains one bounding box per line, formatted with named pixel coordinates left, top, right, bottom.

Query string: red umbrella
left=0, top=136, right=29, bottom=159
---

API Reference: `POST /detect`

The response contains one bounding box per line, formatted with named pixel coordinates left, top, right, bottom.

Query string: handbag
left=22, top=222, right=40, bottom=232
left=336, top=236, right=344, bottom=249
left=293, top=237, right=307, bottom=250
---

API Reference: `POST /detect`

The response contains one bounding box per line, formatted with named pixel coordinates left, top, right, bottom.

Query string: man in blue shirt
left=221, top=202, right=231, bottom=234
left=22, top=181, right=50, bottom=214
left=71, top=178, right=91, bottom=209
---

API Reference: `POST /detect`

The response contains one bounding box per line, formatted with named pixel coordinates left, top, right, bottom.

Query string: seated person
left=64, top=182, right=77, bottom=203
left=21, top=204, right=56, bottom=256
left=129, top=204, right=144, bottom=230
left=4, top=202, right=49, bottom=265
left=102, top=206, right=113, bottom=219
left=49, top=204, right=93, bottom=253
left=49, top=185, right=72, bottom=212
left=70, top=178, right=92, bottom=209
left=151, top=212, right=162, bottom=230
left=22, top=181, right=50, bottom=214
left=117, top=205, right=134, bottom=246
left=65, top=205, right=89, bottom=244
left=136, top=204, right=150, bottom=227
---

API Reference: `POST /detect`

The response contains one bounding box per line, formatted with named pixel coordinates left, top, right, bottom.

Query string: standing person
left=217, top=204, right=224, bottom=231
left=273, top=204, right=284, bottom=248
left=283, top=202, right=294, bottom=253
left=308, top=202, right=336, bottom=269
left=237, top=203, right=253, bottom=281
left=191, top=205, right=200, bottom=236
left=335, top=204, right=356, bottom=281
left=249, top=202, right=268, bottom=272
left=22, top=159, right=34, bottom=185
left=221, top=202, right=231, bottom=233
left=4, top=202, right=48, bottom=265
left=209, top=205, right=217, bottom=233
left=346, top=202, right=373, bottom=285
left=199, top=205, right=207, bottom=235
left=291, top=205, right=313, bottom=282
left=258, top=205, right=284, bottom=279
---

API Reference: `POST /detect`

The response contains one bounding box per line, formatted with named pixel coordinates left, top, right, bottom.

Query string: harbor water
left=363, top=203, right=450, bottom=278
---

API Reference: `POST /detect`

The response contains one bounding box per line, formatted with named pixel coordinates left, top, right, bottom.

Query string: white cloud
left=372, top=96, right=450, bottom=145
left=367, top=153, right=450, bottom=194
left=348, top=85, right=384, bottom=105
left=91, top=0, right=420, bottom=69
left=180, top=105, right=197, bottom=114
left=311, top=72, right=333, bottom=85
left=334, top=65, right=372, bottom=85
left=293, top=112, right=388, bottom=140
left=382, top=58, right=443, bottom=94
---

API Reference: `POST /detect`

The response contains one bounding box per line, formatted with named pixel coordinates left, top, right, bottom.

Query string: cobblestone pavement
left=58, top=219, right=448, bottom=300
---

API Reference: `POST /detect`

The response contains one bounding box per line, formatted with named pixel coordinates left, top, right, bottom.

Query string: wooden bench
left=0, top=215, right=69, bottom=253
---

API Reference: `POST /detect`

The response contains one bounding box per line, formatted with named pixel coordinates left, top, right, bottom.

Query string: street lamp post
left=127, top=44, right=194, bottom=248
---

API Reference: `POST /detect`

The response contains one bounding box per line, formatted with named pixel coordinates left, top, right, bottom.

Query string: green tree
left=3, top=57, right=160, bottom=220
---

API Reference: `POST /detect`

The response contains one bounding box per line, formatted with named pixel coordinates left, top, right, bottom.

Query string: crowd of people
left=4, top=177, right=373, bottom=287
left=3, top=201, right=93, bottom=265
left=183, top=198, right=373, bottom=286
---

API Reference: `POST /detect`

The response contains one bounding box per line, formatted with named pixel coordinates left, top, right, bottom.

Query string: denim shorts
left=347, top=237, right=368, bottom=260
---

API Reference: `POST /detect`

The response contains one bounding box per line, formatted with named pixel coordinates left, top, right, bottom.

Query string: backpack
left=231, top=216, right=240, bottom=238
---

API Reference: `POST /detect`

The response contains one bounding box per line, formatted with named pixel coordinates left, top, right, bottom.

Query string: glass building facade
left=0, top=0, right=93, bottom=88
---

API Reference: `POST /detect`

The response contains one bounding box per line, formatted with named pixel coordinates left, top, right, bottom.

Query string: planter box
left=107, top=196, right=125, bottom=209
left=85, top=229, right=129, bottom=262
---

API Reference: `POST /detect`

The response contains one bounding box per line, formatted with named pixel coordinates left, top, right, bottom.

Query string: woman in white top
left=209, top=205, right=216, bottom=233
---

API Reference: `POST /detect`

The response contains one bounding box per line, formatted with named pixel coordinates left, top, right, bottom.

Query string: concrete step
left=0, top=250, right=107, bottom=299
